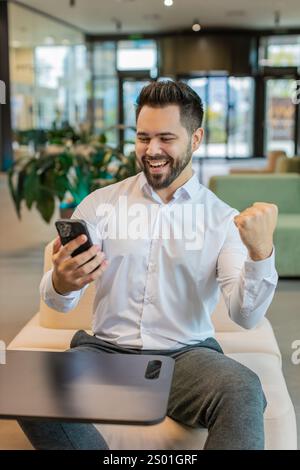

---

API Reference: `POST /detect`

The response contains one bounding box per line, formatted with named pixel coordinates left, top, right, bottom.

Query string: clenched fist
left=234, top=202, right=278, bottom=261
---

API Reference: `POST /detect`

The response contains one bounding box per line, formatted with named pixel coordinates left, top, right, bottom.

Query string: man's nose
left=147, top=139, right=163, bottom=156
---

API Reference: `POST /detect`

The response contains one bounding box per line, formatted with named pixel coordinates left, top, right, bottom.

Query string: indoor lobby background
left=0, top=0, right=300, bottom=449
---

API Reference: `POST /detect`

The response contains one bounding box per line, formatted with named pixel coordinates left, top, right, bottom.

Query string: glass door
left=206, top=77, right=227, bottom=157
left=186, top=78, right=207, bottom=157
left=187, top=77, right=228, bottom=158
left=228, top=77, right=254, bottom=158
left=265, top=78, right=296, bottom=156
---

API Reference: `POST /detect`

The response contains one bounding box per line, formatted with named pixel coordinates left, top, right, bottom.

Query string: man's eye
left=161, top=138, right=173, bottom=142
left=138, top=138, right=149, bottom=143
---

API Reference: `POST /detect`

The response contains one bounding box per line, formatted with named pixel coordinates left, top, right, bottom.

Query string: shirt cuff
left=244, top=245, right=276, bottom=279
left=44, top=269, right=79, bottom=302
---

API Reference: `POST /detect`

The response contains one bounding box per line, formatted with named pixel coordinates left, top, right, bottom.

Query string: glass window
left=259, top=35, right=300, bottom=67
left=92, top=43, right=117, bottom=144
left=265, top=79, right=296, bottom=156
left=10, top=46, right=36, bottom=130
left=9, top=2, right=88, bottom=135
left=187, top=76, right=254, bottom=158
left=35, top=46, right=68, bottom=128
left=186, top=78, right=207, bottom=157
left=123, top=79, right=150, bottom=153
left=93, top=42, right=116, bottom=76
left=94, top=78, right=118, bottom=145
left=207, top=77, right=227, bottom=157
left=35, top=45, right=88, bottom=129
left=117, top=40, right=157, bottom=71
left=228, top=77, right=254, bottom=158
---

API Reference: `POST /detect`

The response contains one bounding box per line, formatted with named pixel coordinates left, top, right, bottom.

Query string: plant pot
left=59, top=203, right=77, bottom=219
left=59, top=207, right=75, bottom=219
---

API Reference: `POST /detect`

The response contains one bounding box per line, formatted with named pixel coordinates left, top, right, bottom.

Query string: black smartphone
left=55, top=219, right=94, bottom=257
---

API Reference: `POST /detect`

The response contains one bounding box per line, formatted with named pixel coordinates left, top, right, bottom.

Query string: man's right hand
left=51, top=235, right=109, bottom=295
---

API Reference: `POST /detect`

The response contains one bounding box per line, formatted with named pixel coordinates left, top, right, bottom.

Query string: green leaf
left=42, top=171, right=68, bottom=201
left=99, top=133, right=107, bottom=144
left=53, top=175, right=70, bottom=200
left=36, top=189, right=55, bottom=223
left=14, top=168, right=27, bottom=217
left=24, top=169, right=39, bottom=209
left=7, top=158, right=36, bottom=218
left=36, top=156, right=55, bottom=175
left=7, top=165, right=18, bottom=209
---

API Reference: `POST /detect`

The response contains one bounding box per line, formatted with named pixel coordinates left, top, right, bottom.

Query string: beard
left=140, top=145, right=193, bottom=190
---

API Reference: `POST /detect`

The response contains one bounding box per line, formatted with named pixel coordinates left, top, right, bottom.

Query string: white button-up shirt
left=40, top=171, right=278, bottom=350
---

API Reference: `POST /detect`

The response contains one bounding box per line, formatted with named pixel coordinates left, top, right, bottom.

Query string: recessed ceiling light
left=164, top=0, right=174, bottom=7
left=192, top=20, right=201, bottom=32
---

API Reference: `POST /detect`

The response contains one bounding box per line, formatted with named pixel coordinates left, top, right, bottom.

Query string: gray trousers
left=18, top=330, right=267, bottom=450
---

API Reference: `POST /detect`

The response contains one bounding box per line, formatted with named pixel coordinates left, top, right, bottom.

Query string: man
left=19, top=81, right=278, bottom=450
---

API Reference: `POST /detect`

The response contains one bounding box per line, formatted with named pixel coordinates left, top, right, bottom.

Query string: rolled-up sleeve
left=216, top=215, right=278, bottom=329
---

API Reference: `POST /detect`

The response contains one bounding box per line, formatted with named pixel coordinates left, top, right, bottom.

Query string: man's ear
left=191, top=128, right=204, bottom=152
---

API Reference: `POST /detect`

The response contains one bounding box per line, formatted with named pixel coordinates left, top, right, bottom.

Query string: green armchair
left=275, top=156, right=300, bottom=174
left=209, top=173, right=300, bottom=277
left=229, top=150, right=286, bottom=174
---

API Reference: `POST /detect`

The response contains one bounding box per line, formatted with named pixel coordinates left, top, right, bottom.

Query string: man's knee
left=222, top=365, right=267, bottom=411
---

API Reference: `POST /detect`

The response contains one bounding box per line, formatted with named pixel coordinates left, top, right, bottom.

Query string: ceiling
left=11, top=0, right=300, bottom=35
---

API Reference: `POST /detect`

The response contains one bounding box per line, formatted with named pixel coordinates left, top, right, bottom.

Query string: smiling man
left=136, top=115, right=199, bottom=194
left=19, top=81, right=278, bottom=450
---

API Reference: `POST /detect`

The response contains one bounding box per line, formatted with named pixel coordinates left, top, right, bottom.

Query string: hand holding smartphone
left=55, top=219, right=94, bottom=257
left=52, top=219, right=108, bottom=295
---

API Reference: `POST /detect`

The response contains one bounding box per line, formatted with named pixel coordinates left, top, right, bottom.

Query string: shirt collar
left=138, top=170, right=201, bottom=202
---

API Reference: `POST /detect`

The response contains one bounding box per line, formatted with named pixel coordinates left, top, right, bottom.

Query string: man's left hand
left=234, top=202, right=278, bottom=261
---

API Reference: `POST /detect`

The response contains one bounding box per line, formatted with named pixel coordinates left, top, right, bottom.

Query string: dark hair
left=136, top=80, right=204, bottom=135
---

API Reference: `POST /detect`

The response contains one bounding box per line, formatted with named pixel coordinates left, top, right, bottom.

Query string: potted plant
left=8, top=142, right=139, bottom=224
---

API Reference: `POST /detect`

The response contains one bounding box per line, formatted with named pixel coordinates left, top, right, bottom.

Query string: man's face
left=135, top=105, right=194, bottom=190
